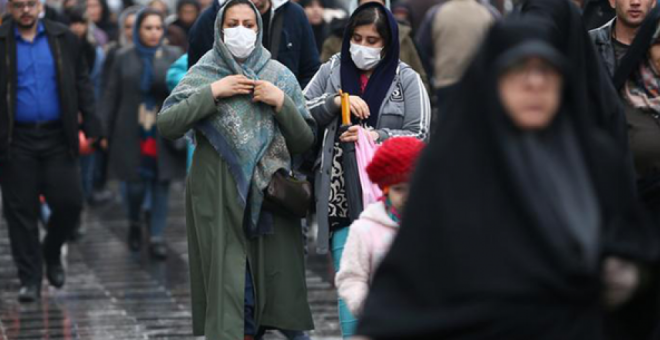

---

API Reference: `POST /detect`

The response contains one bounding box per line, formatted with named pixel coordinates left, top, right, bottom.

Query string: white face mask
left=350, top=42, right=383, bottom=71
left=223, top=26, right=257, bottom=59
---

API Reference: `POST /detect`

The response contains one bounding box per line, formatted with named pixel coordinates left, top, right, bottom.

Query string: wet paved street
left=0, top=182, right=341, bottom=340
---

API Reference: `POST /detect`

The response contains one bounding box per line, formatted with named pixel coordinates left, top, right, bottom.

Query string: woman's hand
left=602, top=257, right=640, bottom=309
left=339, top=126, right=379, bottom=143
left=253, top=80, right=285, bottom=112
left=334, top=95, right=371, bottom=120
left=211, top=75, right=255, bottom=99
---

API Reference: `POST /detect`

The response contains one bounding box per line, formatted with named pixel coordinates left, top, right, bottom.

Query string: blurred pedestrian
left=67, top=6, right=106, bottom=224
left=590, top=0, right=656, bottom=77
left=91, top=4, right=142, bottom=205
left=187, top=0, right=321, bottom=88
left=0, top=0, right=101, bottom=302
left=321, top=0, right=429, bottom=92
left=335, top=137, right=424, bottom=319
left=300, top=0, right=329, bottom=54
left=415, top=0, right=496, bottom=119
left=158, top=0, right=316, bottom=338
left=170, top=0, right=199, bottom=34
left=102, top=5, right=140, bottom=93
left=67, top=6, right=105, bottom=99
left=86, top=0, right=118, bottom=42
left=304, top=2, right=430, bottom=337
left=161, top=0, right=199, bottom=51
left=99, top=8, right=184, bottom=260
left=356, top=19, right=659, bottom=340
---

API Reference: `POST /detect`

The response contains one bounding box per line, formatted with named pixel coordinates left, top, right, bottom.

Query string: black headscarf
left=340, top=2, right=399, bottom=128
left=521, top=0, right=629, bottom=153
left=355, top=19, right=658, bottom=340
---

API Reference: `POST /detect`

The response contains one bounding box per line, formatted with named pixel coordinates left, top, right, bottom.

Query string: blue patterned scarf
left=161, top=0, right=314, bottom=237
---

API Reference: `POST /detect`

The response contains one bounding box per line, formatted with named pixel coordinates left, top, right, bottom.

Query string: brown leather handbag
left=263, top=170, right=313, bottom=218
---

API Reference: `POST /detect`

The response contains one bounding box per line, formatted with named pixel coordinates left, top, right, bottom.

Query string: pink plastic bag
left=356, top=127, right=382, bottom=207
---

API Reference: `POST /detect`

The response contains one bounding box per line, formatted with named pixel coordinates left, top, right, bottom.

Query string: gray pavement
left=0, top=182, right=342, bottom=340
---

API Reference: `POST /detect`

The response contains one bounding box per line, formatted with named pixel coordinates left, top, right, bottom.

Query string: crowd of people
left=3, top=0, right=660, bottom=339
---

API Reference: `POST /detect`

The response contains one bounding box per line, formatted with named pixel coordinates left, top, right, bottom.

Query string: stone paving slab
left=0, top=183, right=341, bottom=340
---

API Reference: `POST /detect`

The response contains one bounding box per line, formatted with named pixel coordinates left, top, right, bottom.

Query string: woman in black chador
left=354, top=19, right=659, bottom=340
left=521, top=0, right=630, bottom=154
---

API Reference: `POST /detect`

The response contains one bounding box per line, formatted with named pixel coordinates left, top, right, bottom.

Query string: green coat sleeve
left=274, top=94, right=315, bottom=155
left=157, top=86, right=216, bottom=140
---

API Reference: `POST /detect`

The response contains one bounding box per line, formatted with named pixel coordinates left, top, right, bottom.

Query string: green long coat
left=158, top=86, right=315, bottom=339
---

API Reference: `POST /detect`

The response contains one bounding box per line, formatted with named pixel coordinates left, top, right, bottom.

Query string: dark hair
left=221, top=0, right=257, bottom=25
left=66, top=5, right=89, bottom=24
left=299, top=0, right=323, bottom=9
left=177, top=0, right=201, bottom=14
left=87, top=0, right=111, bottom=24
left=136, top=8, right=165, bottom=30
left=346, top=6, right=391, bottom=52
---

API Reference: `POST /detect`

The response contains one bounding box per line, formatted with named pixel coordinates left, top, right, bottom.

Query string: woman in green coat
left=157, top=0, right=316, bottom=338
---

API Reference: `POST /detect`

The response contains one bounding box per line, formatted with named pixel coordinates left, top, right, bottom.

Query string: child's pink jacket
left=335, top=201, right=399, bottom=316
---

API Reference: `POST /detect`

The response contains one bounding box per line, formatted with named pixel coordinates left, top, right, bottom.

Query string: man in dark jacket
left=589, top=0, right=655, bottom=77
left=0, top=0, right=101, bottom=303
left=187, top=0, right=320, bottom=88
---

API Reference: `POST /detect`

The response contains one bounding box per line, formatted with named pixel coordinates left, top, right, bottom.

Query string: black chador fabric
left=521, top=0, right=630, bottom=154
left=355, top=19, right=658, bottom=340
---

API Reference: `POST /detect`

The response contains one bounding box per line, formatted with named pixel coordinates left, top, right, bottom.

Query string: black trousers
left=0, top=125, right=83, bottom=286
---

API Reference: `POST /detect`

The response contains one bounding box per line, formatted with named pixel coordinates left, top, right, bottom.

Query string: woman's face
left=86, top=0, right=103, bottom=23
left=388, top=183, right=410, bottom=213
left=222, top=4, right=258, bottom=32
left=499, top=57, right=563, bottom=131
left=649, top=43, right=660, bottom=72
left=124, top=13, right=136, bottom=43
left=178, top=3, right=200, bottom=26
left=351, top=23, right=384, bottom=49
left=304, top=0, right=324, bottom=26
left=139, top=14, right=164, bottom=48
